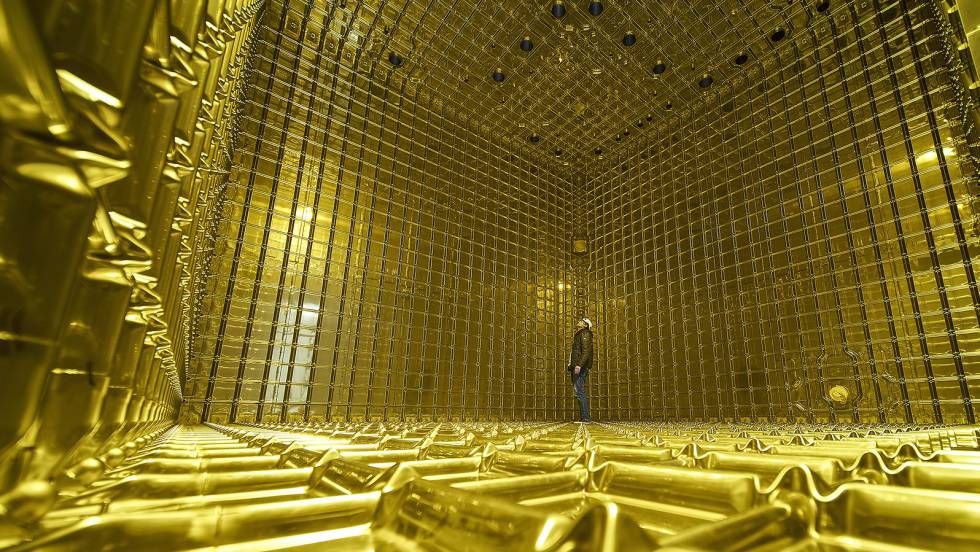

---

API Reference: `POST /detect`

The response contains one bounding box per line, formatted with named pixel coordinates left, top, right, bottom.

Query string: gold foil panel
left=8, top=421, right=980, bottom=550
left=0, top=0, right=265, bottom=525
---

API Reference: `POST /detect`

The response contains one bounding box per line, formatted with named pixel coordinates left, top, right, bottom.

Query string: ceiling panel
left=305, top=0, right=837, bottom=162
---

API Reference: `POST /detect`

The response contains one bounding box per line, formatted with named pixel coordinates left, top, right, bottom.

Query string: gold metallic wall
left=587, top=0, right=980, bottom=424
left=0, top=0, right=262, bottom=499
left=183, top=0, right=577, bottom=423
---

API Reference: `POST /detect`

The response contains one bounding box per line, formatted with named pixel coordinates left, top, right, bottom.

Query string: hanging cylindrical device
left=551, top=0, right=567, bottom=18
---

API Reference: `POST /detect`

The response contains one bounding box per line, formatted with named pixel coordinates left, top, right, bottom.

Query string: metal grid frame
left=587, top=0, right=980, bottom=423
left=234, top=0, right=851, bottom=160
left=185, top=0, right=578, bottom=423
left=183, top=0, right=980, bottom=425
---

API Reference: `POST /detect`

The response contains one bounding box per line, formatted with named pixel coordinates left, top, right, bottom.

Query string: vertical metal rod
left=323, top=0, right=370, bottom=421
left=385, top=80, right=421, bottom=422
left=220, top=6, right=290, bottom=424
left=253, top=2, right=317, bottom=423
left=757, top=55, right=797, bottom=421
left=823, top=8, right=886, bottom=423
left=363, top=71, right=402, bottom=421
left=343, top=24, right=390, bottom=421
left=300, top=0, right=346, bottom=423
left=850, top=3, right=914, bottom=423
left=278, top=12, right=335, bottom=424
left=905, top=5, right=976, bottom=424
left=730, top=87, right=763, bottom=421
left=780, top=40, right=823, bottom=423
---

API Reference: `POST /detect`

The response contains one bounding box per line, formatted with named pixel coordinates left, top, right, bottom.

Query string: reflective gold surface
left=0, top=0, right=263, bottom=528
left=587, top=0, right=980, bottom=423
left=182, top=0, right=575, bottom=424
left=4, top=0, right=980, bottom=549
left=3, top=422, right=980, bottom=550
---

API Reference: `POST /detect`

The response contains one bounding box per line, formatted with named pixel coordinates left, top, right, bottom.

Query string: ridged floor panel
left=9, top=422, right=980, bottom=551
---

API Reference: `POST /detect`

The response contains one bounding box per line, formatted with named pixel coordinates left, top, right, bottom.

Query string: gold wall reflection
left=587, top=1, right=980, bottom=424
left=0, top=0, right=261, bottom=506
left=182, top=0, right=576, bottom=423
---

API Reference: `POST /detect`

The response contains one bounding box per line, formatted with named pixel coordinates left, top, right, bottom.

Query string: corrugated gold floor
left=8, top=422, right=980, bottom=551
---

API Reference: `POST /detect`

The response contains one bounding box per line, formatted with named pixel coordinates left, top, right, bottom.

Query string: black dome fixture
left=698, top=74, right=713, bottom=88
left=520, top=35, right=534, bottom=52
left=635, top=120, right=643, bottom=128
left=815, top=0, right=831, bottom=13
left=665, top=101, right=673, bottom=110
left=734, top=52, right=749, bottom=65
left=529, top=133, right=541, bottom=143
left=622, top=31, right=637, bottom=46
left=554, top=148, right=563, bottom=156
left=770, top=27, right=786, bottom=42
left=594, top=147, right=603, bottom=155
left=492, top=67, right=506, bottom=82
left=588, top=1, right=603, bottom=17
left=551, top=0, right=566, bottom=18
left=614, top=134, right=622, bottom=142
left=388, top=52, right=403, bottom=67
left=646, top=114, right=653, bottom=122
left=652, top=60, right=667, bottom=75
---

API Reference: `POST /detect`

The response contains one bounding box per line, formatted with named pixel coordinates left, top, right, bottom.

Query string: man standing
left=567, top=318, right=593, bottom=422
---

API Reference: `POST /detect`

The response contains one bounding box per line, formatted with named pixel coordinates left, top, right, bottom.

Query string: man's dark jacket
left=568, top=328, right=594, bottom=374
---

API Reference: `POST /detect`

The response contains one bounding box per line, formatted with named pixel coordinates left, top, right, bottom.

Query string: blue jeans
left=572, top=371, right=590, bottom=421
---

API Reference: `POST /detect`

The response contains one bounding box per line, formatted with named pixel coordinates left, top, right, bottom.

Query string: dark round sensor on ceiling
left=635, top=120, right=643, bottom=128
left=388, top=52, right=402, bottom=66
left=588, top=1, right=603, bottom=16
left=623, top=31, right=637, bottom=46
left=529, top=133, right=541, bottom=143
left=699, top=74, right=713, bottom=88
left=594, top=147, right=603, bottom=155
left=771, top=27, right=786, bottom=42
left=520, top=36, right=534, bottom=52
left=551, top=0, right=566, bottom=18
left=665, top=101, right=673, bottom=110
left=816, top=0, right=831, bottom=13
left=653, top=61, right=667, bottom=74
left=555, top=148, right=563, bottom=156
left=492, top=68, right=506, bottom=82
left=614, top=134, right=621, bottom=142
left=735, top=52, right=749, bottom=65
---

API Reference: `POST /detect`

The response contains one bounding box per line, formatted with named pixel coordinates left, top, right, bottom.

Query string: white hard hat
left=581, top=317, right=593, bottom=328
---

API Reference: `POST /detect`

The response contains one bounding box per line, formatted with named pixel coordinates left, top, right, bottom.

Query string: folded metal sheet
left=3, top=422, right=979, bottom=550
